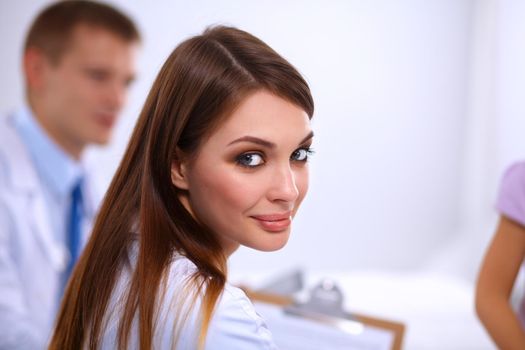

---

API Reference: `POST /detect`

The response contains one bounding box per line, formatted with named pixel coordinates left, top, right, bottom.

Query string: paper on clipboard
left=242, top=272, right=405, bottom=350
left=255, top=301, right=394, bottom=350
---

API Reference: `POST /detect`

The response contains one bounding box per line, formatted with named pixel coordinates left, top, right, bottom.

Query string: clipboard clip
left=284, top=278, right=353, bottom=320
left=256, top=269, right=353, bottom=320
left=284, top=278, right=355, bottom=321
left=281, top=279, right=405, bottom=348
left=280, top=278, right=367, bottom=336
left=285, top=278, right=355, bottom=320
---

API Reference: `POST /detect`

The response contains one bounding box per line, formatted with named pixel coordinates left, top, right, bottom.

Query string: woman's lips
left=251, top=213, right=292, bottom=232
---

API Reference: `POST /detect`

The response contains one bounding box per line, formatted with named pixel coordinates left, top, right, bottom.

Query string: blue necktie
left=65, top=180, right=83, bottom=281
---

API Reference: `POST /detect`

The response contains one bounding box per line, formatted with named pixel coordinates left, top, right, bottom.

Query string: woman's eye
left=236, top=153, right=265, bottom=167
left=291, top=148, right=313, bottom=162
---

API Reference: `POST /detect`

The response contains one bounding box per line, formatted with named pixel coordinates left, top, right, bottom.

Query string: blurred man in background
left=0, top=1, right=140, bottom=348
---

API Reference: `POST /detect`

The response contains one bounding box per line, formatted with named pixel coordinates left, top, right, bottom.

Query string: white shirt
left=101, top=250, right=278, bottom=349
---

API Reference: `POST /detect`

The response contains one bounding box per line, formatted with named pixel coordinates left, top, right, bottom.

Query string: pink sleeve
left=496, top=162, right=525, bottom=227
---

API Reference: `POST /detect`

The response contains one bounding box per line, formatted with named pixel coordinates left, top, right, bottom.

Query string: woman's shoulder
left=161, top=255, right=277, bottom=349
left=205, top=283, right=278, bottom=349
left=165, top=255, right=272, bottom=332
left=167, top=253, right=199, bottom=279
left=219, top=283, right=265, bottom=324
left=501, top=161, right=525, bottom=183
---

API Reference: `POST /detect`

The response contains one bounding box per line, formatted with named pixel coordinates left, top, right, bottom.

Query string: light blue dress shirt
left=13, top=105, right=85, bottom=250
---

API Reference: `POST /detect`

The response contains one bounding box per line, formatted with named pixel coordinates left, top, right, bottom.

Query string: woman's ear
left=171, top=150, right=189, bottom=190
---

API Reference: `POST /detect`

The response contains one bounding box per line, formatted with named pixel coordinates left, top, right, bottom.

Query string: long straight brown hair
left=49, top=25, right=314, bottom=350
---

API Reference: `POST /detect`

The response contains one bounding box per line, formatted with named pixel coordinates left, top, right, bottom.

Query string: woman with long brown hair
left=49, top=25, right=314, bottom=349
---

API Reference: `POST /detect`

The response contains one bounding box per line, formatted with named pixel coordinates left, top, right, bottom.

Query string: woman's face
left=172, top=90, right=313, bottom=256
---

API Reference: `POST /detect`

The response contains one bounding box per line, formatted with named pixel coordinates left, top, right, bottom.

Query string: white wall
left=423, top=0, right=525, bottom=283
left=496, top=0, right=525, bottom=170
left=0, top=0, right=501, bottom=276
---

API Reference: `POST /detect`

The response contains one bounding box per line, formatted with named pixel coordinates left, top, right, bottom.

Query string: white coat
left=0, top=111, right=97, bottom=349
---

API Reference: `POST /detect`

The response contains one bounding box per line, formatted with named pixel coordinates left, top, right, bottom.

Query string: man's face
left=34, top=24, right=138, bottom=157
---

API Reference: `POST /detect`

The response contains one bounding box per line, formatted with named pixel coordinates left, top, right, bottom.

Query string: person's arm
left=476, top=216, right=525, bottom=350
left=0, top=194, right=46, bottom=349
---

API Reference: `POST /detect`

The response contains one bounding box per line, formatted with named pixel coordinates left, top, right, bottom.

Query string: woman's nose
left=267, top=164, right=299, bottom=203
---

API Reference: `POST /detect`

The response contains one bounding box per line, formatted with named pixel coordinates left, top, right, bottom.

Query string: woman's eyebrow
left=227, top=131, right=314, bottom=148
left=228, top=136, right=275, bottom=148
left=299, top=131, right=314, bottom=145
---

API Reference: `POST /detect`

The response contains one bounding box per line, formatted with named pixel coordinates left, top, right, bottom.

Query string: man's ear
left=23, top=47, right=49, bottom=92
left=171, top=151, right=189, bottom=190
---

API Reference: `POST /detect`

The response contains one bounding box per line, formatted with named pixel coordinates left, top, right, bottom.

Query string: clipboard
left=240, top=272, right=405, bottom=350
